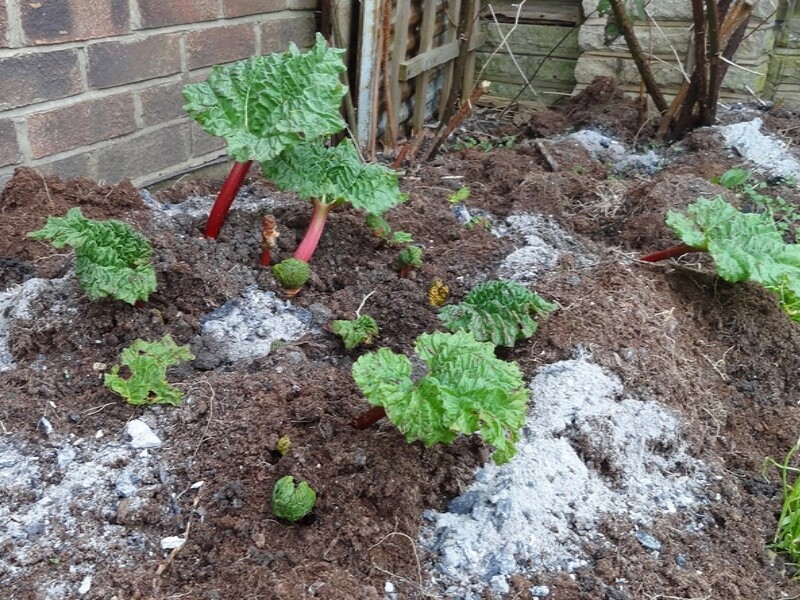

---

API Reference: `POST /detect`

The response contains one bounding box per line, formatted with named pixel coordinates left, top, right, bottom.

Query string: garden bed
left=3, top=89, right=800, bottom=599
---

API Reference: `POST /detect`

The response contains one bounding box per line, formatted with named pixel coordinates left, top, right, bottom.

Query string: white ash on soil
left=495, top=214, right=595, bottom=285
left=718, top=117, right=800, bottom=180
left=0, top=274, right=76, bottom=372
left=421, top=355, right=708, bottom=598
left=193, top=286, right=313, bottom=368
left=0, top=434, right=166, bottom=596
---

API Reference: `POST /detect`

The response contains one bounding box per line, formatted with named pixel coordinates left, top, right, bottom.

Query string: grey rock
left=448, top=490, right=483, bottom=515
left=38, top=416, right=53, bottom=437
left=125, top=420, right=162, bottom=449
left=634, top=530, right=662, bottom=551
left=531, top=585, right=551, bottom=598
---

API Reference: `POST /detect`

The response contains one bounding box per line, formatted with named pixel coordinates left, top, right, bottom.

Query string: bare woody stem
left=608, top=0, right=668, bottom=114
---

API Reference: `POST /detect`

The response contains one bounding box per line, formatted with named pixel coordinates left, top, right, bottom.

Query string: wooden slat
left=388, top=1, right=411, bottom=143
left=399, top=33, right=484, bottom=81
left=461, top=0, right=481, bottom=96
left=487, top=0, right=581, bottom=25
left=411, top=0, right=438, bottom=133
left=437, top=0, right=462, bottom=118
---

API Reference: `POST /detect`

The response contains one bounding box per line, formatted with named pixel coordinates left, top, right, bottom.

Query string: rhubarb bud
left=272, top=258, right=310, bottom=290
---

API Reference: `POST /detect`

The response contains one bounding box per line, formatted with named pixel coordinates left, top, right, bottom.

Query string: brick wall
left=0, top=0, right=318, bottom=186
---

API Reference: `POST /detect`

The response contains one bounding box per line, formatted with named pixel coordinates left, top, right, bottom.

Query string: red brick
left=138, top=82, right=187, bottom=127
left=137, top=0, right=218, bottom=29
left=261, top=14, right=316, bottom=54
left=21, top=0, right=129, bottom=46
left=0, top=119, right=20, bottom=167
left=88, top=33, right=181, bottom=89
left=95, top=122, right=191, bottom=184
left=186, top=23, right=257, bottom=70
left=0, top=1, right=9, bottom=48
left=0, top=50, right=82, bottom=110
left=26, top=94, right=137, bottom=159
left=223, top=0, right=285, bottom=18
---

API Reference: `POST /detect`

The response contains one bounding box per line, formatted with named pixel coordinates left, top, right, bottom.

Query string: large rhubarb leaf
left=667, top=196, right=800, bottom=321
left=183, top=34, right=347, bottom=163
left=28, top=208, right=156, bottom=305
left=667, top=197, right=800, bottom=283
left=439, top=280, right=556, bottom=347
left=352, top=331, right=529, bottom=464
left=262, top=138, right=406, bottom=215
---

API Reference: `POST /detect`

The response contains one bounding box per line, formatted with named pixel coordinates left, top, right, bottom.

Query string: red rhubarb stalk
left=293, top=199, right=335, bottom=262
left=204, top=160, right=253, bottom=239
left=640, top=243, right=696, bottom=263
left=353, top=406, right=386, bottom=430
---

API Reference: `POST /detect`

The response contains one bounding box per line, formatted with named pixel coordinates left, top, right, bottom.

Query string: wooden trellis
left=348, top=0, right=484, bottom=156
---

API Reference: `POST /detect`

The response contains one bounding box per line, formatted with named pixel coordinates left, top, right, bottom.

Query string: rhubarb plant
left=28, top=207, right=156, bottom=305
left=183, top=34, right=347, bottom=238
left=352, top=331, right=528, bottom=464
left=642, top=196, right=800, bottom=322
left=104, top=334, right=194, bottom=406
left=272, top=476, right=316, bottom=522
left=397, top=245, right=423, bottom=278
left=331, top=315, right=379, bottom=350
left=440, top=280, right=556, bottom=347
left=263, top=138, right=406, bottom=290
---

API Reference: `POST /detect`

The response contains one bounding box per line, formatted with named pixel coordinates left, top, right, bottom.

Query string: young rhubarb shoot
left=397, top=245, right=423, bottom=278
left=104, top=334, right=194, bottom=406
left=331, top=315, right=379, bottom=350
left=183, top=34, right=347, bottom=238
left=272, top=476, right=316, bottom=522
left=272, top=258, right=309, bottom=297
left=262, top=137, right=405, bottom=290
left=352, top=331, right=529, bottom=464
left=28, top=207, right=156, bottom=305
left=260, top=214, right=279, bottom=267
left=440, top=280, right=556, bottom=347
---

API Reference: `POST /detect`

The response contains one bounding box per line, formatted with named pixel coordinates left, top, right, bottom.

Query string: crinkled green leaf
left=104, top=335, right=194, bottom=406
left=352, top=331, right=529, bottom=464
left=261, top=138, right=406, bottom=215
left=667, top=196, right=800, bottom=283
left=439, top=280, right=556, bottom=347
left=183, top=34, right=347, bottom=163
left=271, top=476, right=316, bottom=522
left=28, top=207, right=156, bottom=304
left=331, top=315, right=379, bottom=350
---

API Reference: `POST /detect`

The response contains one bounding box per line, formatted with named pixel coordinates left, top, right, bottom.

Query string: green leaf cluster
left=272, top=258, right=310, bottom=289
left=667, top=197, right=800, bottom=321
left=104, top=334, right=195, bottom=406
left=397, top=245, right=423, bottom=269
left=331, top=315, right=379, bottom=350
left=352, top=331, right=529, bottom=464
left=272, top=476, right=317, bottom=522
left=28, top=207, right=156, bottom=305
left=183, top=34, right=347, bottom=163
left=766, top=438, right=800, bottom=565
left=440, top=280, right=556, bottom=347
left=262, top=138, right=406, bottom=215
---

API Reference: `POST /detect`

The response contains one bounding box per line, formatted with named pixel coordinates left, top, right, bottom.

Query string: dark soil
left=3, top=91, right=800, bottom=600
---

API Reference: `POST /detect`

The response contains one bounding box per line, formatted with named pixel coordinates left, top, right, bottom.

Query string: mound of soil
left=2, top=101, right=800, bottom=600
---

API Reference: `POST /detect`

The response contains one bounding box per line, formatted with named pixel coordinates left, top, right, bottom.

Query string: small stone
left=160, top=536, right=186, bottom=550
left=531, top=585, right=551, bottom=598
left=38, top=416, right=53, bottom=437
left=78, top=575, right=92, bottom=595
left=125, top=420, right=162, bottom=449
left=634, top=530, right=662, bottom=551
